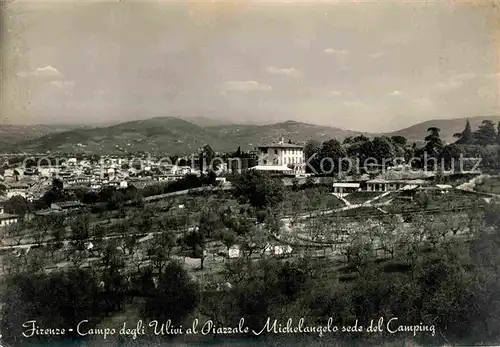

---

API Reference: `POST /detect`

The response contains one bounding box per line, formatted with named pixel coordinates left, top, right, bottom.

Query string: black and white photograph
left=0, top=0, right=500, bottom=346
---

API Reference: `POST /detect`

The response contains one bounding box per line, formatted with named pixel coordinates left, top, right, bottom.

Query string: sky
left=1, top=0, right=499, bottom=132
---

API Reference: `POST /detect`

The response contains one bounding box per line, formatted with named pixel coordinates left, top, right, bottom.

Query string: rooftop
left=0, top=213, right=18, bottom=220
left=51, top=201, right=85, bottom=209
left=258, top=143, right=304, bottom=149
left=332, top=182, right=360, bottom=188
left=249, top=165, right=293, bottom=172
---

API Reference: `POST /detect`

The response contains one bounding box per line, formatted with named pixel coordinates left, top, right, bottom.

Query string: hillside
left=7, top=118, right=368, bottom=154
left=209, top=120, right=373, bottom=148
left=0, top=124, right=85, bottom=149
left=6, top=115, right=500, bottom=154
left=387, top=115, right=500, bottom=143
left=9, top=117, right=230, bottom=154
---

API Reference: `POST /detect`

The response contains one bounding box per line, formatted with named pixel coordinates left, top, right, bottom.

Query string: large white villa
left=255, top=138, right=306, bottom=175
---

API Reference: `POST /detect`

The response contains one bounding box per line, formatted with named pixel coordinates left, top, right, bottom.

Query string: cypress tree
left=497, top=121, right=500, bottom=145
left=463, top=119, right=473, bottom=143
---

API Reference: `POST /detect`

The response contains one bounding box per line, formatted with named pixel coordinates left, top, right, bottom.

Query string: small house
left=332, top=182, right=360, bottom=197
left=50, top=201, right=86, bottom=212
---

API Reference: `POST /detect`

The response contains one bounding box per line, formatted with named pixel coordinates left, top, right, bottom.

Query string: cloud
left=436, top=72, right=478, bottom=91
left=329, top=90, right=343, bottom=97
left=18, top=65, right=64, bottom=79
left=324, top=48, right=349, bottom=55
left=436, top=79, right=464, bottom=91
left=266, top=66, right=301, bottom=78
left=388, top=90, right=402, bottom=96
left=454, top=72, right=477, bottom=81
left=49, top=80, right=73, bottom=88
left=221, top=80, right=272, bottom=92
left=369, top=52, right=387, bottom=59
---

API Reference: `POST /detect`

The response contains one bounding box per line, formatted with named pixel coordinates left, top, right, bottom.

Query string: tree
left=7, top=221, right=25, bottom=245
left=424, top=127, right=443, bottom=156
left=135, top=215, right=153, bottom=235
left=370, top=136, right=395, bottom=167
left=182, top=229, right=207, bottom=270
left=235, top=146, right=242, bottom=158
left=220, top=229, right=237, bottom=253
left=440, top=144, right=461, bottom=171
left=147, top=231, right=176, bottom=273
left=70, top=212, right=91, bottom=242
left=107, top=190, right=125, bottom=211
left=48, top=224, right=65, bottom=259
left=3, top=196, right=32, bottom=217
left=390, top=135, right=408, bottom=147
left=241, top=226, right=269, bottom=259
left=303, top=140, right=321, bottom=164
left=474, top=120, right=497, bottom=145
left=201, top=144, right=216, bottom=172
left=232, top=170, right=285, bottom=209
left=311, top=139, right=347, bottom=175
left=454, top=119, right=473, bottom=144
left=52, top=178, right=64, bottom=191
left=0, top=269, right=122, bottom=343
left=497, top=121, right=500, bottom=145
left=142, top=261, right=200, bottom=325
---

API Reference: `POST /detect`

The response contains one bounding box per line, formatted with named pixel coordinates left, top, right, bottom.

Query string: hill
left=0, top=124, right=86, bottom=149
left=209, top=120, right=373, bottom=148
left=8, top=117, right=229, bottom=154
left=387, top=115, right=500, bottom=143
left=6, top=115, right=500, bottom=154
left=7, top=118, right=369, bottom=154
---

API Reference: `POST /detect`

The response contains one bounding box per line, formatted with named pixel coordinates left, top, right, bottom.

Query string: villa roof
left=332, top=182, right=360, bottom=188
left=249, top=165, right=293, bottom=172
left=258, top=143, right=304, bottom=149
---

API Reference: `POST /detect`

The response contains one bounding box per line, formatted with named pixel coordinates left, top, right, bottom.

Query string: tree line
left=303, top=118, right=500, bottom=175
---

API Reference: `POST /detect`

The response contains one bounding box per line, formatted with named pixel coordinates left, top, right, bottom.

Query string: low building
left=248, top=165, right=295, bottom=177
left=365, top=179, right=427, bottom=192
left=332, top=182, right=361, bottom=197
left=157, top=174, right=184, bottom=182
left=0, top=213, right=18, bottom=227
left=5, top=182, right=30, bottom=199
left=0, top=203, right=18, bottom=226
left=50, top=201, right=86, bottom=212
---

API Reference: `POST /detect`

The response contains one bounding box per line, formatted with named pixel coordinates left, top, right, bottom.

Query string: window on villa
left=275, top=149, right=278, bottom=155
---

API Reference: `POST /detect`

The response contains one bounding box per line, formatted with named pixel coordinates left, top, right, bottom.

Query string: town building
left=365, top=179, right=427, bottom=192
left=5, top=182, right=30, bottom=199
left=0, top=213, right=18, bottom=227
left=332, top=182, right=361, bottom=197
left=50, top=201, right=86, bottom=212
left=0, top=204, right=18, bottom=227
left=256, top=138, right=305, bottom=175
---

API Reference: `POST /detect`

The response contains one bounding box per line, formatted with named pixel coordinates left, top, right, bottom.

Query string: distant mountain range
left=0, top=124, right=89, bottom=149
left=1, top=115, right=498, bottom=154
left=386, top=115, right=500, bottom=144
